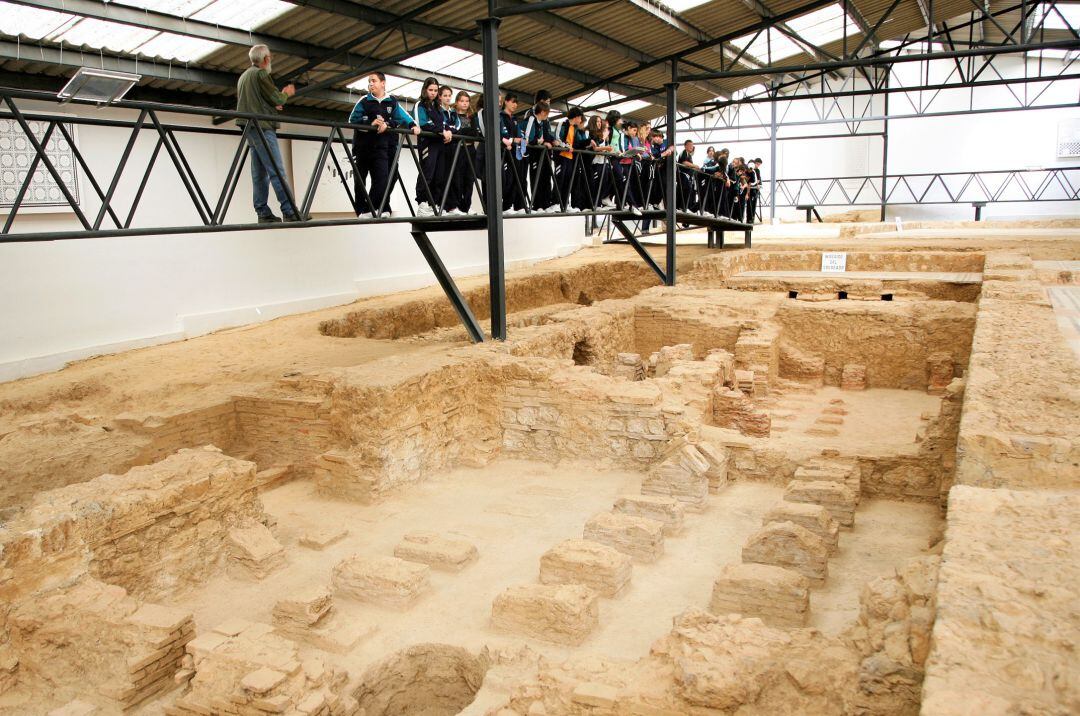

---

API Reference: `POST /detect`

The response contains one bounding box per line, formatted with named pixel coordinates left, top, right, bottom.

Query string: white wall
left=683, top=54, right=1080, bottom=222
left=0, top=103, right=587, bottom=381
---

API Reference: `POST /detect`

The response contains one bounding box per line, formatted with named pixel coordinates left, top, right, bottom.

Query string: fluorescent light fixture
left=58, top=67, right=141, bottom=104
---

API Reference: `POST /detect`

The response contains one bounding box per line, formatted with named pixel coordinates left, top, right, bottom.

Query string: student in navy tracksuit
left=413, top=77, right=447, bottom=215
left=451, top=91, right=476, bottom=214
left=501, top=93, right=526, bottom=213
left=349, top=71, right=420, bottom=217
left=519, top=101, right=555, bottom=212
left=431, top=86, right=464, bottom=214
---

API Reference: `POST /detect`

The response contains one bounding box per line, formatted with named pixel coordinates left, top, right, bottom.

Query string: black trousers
left=414, top=137, right=444, bottom=209
left=677, top=169, right=697, bottom=212
left=746, top=190, right=759, bottom=223
left=527, top=152, right=555, bottom=210
left=556, top=155, right=589, bottom=209
left=352, top=132, right=397, bottom=215
left=504, top=152, right=527, bottom=211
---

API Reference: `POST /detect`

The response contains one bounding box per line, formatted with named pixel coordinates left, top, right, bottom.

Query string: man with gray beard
left=236, top=44, right=302, bottom=223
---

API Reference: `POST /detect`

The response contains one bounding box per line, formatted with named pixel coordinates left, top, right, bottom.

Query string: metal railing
left=764, top=166, right=1080, bottom=211
left=0, top=87, right=751, bottom=244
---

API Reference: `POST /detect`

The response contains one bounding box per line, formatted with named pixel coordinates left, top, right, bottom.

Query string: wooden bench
left=796, top=204, right=823, bottom=223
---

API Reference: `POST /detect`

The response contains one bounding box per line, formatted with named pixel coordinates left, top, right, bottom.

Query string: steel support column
left=880, top=87, right=890, bottom=221
left=664, top=68, right=678, bottom=287
left=480, top=12, right=506, bottom=341
left=769, top=81, right=778, bottom=222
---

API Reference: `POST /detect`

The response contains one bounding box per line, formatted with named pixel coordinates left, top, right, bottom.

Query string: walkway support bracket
left=410, top=229, right=485, bottom=344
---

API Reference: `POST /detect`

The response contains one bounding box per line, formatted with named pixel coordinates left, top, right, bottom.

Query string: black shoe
left=258, top=214, right=282, bottom=223
left=283, top=213, right=306, bottom=222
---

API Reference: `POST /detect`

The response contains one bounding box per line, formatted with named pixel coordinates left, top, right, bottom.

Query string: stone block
left=695, top=441, right=730, bottom=492
left=841, top=364, right=867, bottom=390
left=784, top=480, right=858, bottom=527
left=612, top=495, right=685, bottom=535
left=227, top=524, right=285, bottom=579
left=742, top=522, right=829, bottom=585
left=762, top=502, right=840, bottom=554
left=641, top=444, right=710, bottom=510
left=298, top=526, right=348, bottom=551
left=539, top=539, right=632, bottom=597
left=491, top=584, right=599, bottom=645
left=393, top=531, right=478, bottom=572
left=572, top=682, right=619, bottom=708
left=793, top=458, right=861, bottom=496
left=272, top=585, right=332, bottom=627
left=331, top=555, right=430, bottom=609
left=708, top=563, right=810, bottom=628
left=583, top=512, right=664, bottom=563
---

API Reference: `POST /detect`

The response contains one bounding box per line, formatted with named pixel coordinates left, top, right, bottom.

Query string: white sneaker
left=357, top=211, right=373, bottom=219
left=545, top=206, right=560, bottom=213
left=447, top=209, right=464, bottom=216
left=416, top=203, right=434, bottom=217
left=601, top=198, right=614, bottom=208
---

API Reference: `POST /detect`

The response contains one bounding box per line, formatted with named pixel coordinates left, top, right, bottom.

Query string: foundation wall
left=320, top=261, right=658, bottom=339
left=0, top=447, right=264, bottom=603
left=954, top=255, right=1080, bottom=490
left=686, top=250, right=986, bottom=286
left=922, top=486, right=1080, bottom=715
left=316, top=357, right=503, bottom=500
left=774, top=300, right=977, bottom=390
left=233, top=392, right=335, bottom=475
left=500, top=366, right=686, bottom=464
left=633, top=305, right=743, bottom=359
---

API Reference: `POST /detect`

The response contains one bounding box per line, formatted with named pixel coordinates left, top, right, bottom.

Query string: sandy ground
left=767, top=387, right=940, bottom=455
left=170, top=459, right=940, bottom=681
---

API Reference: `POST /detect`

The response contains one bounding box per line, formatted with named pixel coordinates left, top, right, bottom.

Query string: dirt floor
left=177, top=459, right=940, bottom=665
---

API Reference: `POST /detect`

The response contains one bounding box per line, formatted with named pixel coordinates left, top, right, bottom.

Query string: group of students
left=333, top=70, right=766, bottom=225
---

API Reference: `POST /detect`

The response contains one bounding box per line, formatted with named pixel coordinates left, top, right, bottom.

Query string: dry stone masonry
left=539, top=539, right=632, bottom=598
left=491, top=584, right=600, bottom=646
left=582, top=511, right=665, bottom=563
left=708, top=563, right=810, bottom=628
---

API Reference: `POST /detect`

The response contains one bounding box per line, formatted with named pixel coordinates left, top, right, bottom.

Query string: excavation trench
left=0, top=248, right=990, bottom=715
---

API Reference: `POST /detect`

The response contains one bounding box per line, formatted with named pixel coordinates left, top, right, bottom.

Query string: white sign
left=821, top=251, right=847, bottom=272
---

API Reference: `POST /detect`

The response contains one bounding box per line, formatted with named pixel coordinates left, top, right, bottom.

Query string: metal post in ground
left=480, top=9, right=506, bottom=340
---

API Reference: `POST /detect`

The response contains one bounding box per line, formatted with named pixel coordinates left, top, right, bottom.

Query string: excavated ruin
left=0, top=238, right=1077, bottom=716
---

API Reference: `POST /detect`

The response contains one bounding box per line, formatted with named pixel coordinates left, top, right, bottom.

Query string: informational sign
left=821, top=251, right=847, bottom=272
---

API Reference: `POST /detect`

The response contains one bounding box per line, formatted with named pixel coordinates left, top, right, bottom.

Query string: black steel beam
left=411, top=229, right=485, bottom=343
left=665, top=69, right=678, bottom=287
left=494, top=0, right=612, bottom=16
left=679, top=39, right=1080, bottom=81
left=611, top=220, right=667, bottom=283
left=480, top=15, right=507, bottom=342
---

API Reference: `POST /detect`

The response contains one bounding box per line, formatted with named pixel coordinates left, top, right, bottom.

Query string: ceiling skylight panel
left=135, top=32, right=224, bottom=62
left=400, top=46, right=475, bottom=73
left=113, top=0, right=216, bottom=16
left=662, top=0, right=712, bottom=11
left=786, top=3, right=862, bottom=47
left=0, top=2, right=78, bottom=40
left=51, top=17, right=159, bottom=53
left=729, top=29, right=801, bottom=63
left=191, top=0, right=294, bottom=32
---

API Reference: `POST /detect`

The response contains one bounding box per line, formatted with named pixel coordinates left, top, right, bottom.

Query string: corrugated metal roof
left=0, top=0, right=1040, bottom=120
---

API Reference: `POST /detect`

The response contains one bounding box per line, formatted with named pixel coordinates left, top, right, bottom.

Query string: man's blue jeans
left=247, top=126, right=296, bottom=218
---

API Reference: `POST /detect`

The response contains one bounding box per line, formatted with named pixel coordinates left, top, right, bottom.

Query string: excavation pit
left=4, top=243, right=1073, bottom=715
